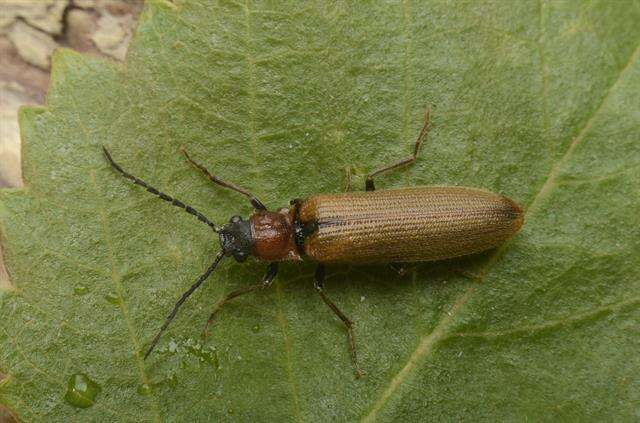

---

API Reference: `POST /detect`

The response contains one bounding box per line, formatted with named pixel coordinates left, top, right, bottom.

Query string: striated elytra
left=299, top=186, right=523, bottom=264
left=103, top=108, right=523, bottom=377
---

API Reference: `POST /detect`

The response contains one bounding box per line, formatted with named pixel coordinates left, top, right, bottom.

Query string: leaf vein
left=66, top=80, right=163, bottom=422
left=361, top=36, right=640, bottom=423
left=526, top=41, right=640, bottom=215
left=452, top=296, right=640, bottom=340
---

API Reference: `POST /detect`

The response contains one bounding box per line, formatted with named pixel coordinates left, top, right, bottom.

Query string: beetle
left=103, top=108, right=524, bottom=377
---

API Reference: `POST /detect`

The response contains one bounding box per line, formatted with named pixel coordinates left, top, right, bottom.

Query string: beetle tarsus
left=450, top=266, right=483, bottom=282
left=314, top=264, right=365, bottom=378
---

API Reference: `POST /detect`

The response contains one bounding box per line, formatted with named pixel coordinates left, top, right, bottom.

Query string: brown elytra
left=298, top=186, right=523, bottom=263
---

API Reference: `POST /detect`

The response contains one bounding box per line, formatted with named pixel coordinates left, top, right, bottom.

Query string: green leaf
left=1, top=0, right=639, bottom=421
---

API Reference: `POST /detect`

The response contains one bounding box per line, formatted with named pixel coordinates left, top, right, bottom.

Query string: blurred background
left=0, top=1, right=143, bottom=257
left=1, top=4, right=142, bottom=416
left=1, top=0, right=143, bottom=189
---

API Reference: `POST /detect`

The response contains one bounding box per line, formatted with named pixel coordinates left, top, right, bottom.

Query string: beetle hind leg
left=365, top=106, right=431, bottom=191
left=314, top=264, right=365, bottom=378
left=343, top=166, right=353, bottom=192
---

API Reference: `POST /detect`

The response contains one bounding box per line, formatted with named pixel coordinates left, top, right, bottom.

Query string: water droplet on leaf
left=64, top=373, right=101, bottom=408
left=105, top=292, right=120, bottom=305
left=168, top=338, right=178, bottom=353
left=137, top=383, right=152, bottom=396
left=74, top=285, right=89, bottom=296
left=184, top=339, right=219, bottom=368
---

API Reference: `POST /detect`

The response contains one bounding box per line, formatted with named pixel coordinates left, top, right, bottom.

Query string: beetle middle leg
left=203, top=263, right=278, bottom=336
left=343, top=166, right=353, bottom=192
left=365, top=106, right=431, bottom=191
left=181, top=147, right=267, bottom=211
left=314, top=264, right=364, bottom=378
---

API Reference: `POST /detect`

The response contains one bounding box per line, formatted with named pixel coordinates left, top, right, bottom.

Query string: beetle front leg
left=203, top=263, right=278, bottom=336
left=181, top=147, right=267, bottom=211
left=314, top=264, right=365, bottom=378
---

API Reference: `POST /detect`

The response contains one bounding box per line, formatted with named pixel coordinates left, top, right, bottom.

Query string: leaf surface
left=1, top=1, right=639, bottom=421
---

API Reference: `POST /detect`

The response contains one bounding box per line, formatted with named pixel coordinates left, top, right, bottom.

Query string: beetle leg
left=343, top=166, right=353, bottom=192
left=449, top=266, right=482, bottom=283
left=202, top=263, right=278, bottom=337
left=389, top=262, right=411, bottom=277
left=365, top=106, right=431, bottom=191
left=181, top=147, right=267, bottom=211
left=314, top=264, right=365, bottom=378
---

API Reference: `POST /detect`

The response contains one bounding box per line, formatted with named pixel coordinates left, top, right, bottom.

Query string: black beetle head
left=218, top=215, right=253, bottom=262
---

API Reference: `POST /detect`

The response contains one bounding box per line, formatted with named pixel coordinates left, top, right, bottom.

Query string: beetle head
left=218, top=215, right=253, bottom=262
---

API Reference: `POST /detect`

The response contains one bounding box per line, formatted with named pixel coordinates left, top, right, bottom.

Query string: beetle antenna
left=144, top=250, right=226, bottom=359
left=103, top=146, right=219, bottom=232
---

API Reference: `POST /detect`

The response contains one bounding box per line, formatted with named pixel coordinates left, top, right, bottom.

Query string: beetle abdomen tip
left=502, top=196, right=525, bottom=234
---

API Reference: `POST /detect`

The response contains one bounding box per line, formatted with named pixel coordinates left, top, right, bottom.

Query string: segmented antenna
left=145, top=250, right=226, bottom=359
left=103, top=146, right=219, bottom=232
